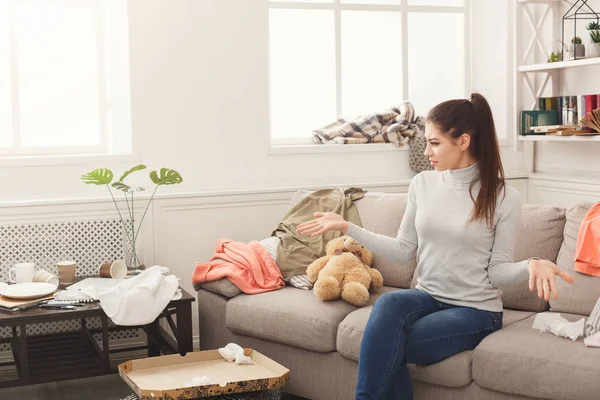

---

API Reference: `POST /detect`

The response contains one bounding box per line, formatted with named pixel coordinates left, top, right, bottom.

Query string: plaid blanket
left=312, top=101, right=425, bottom=145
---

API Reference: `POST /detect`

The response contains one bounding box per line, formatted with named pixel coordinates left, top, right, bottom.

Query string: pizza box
left=118, top=348, right=289, bottom=399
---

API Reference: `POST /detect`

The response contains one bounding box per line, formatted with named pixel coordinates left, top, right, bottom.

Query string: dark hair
left=426, top=93, right=505, bottom=228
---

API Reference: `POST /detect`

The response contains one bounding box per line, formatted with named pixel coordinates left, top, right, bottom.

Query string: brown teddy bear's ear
left=334, top=248, right=343, bottom=255
left=326, top=236, right=346, bottom=255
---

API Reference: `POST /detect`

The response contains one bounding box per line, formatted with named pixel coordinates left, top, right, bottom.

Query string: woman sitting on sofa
left=296, top=93, right=575, bottom=400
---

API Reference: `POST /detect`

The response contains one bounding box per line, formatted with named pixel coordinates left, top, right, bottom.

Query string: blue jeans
left=355, top=289, right=503, bottom=400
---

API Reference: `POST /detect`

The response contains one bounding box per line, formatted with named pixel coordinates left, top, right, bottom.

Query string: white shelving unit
left=513, top=0, right=600, bottom=149
left=518, top=56, right=600, bottom=72
left=519, top=134, right=600, bottom=141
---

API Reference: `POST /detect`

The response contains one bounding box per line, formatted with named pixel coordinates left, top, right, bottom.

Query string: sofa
left=194, top=191, right=600, bottom=400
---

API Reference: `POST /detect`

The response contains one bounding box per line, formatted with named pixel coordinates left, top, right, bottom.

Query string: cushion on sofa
left=500, top=205, right=566, bottom=312
left=291, top=191, right=416, bottom=289
left=550, top=203, right=600, bottom=316
left=337, top=299, right=535, bottom=388
left=473, top=313, right=600, bottom=400
left=194, top=278, right=242, bottom=298
left=339, top=305, right=472, bottom=387
left=354, top=193, right=416, bottom=289
left=225, top=286, right=392, bottom=353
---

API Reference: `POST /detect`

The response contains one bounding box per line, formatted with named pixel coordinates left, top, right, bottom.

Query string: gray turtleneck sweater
left=346, top=163, right=530, bottom=312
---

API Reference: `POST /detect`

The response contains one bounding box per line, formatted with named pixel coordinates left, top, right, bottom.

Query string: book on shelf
left=530, top=124, right=579, bottom=133
left=539, top=94, right=600, bottom=127
left=520, top=110, right=559, bottom=135
left=580, top=108, right=600, bottom=133
left=546, top=129, right=597, bottom=136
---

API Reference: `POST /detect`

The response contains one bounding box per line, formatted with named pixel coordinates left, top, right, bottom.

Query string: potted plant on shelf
left=548, top=50, right=562, bottom=63
left=570, top=36, right=585, bottom=58
left=588, top=21, right=600, bottom=57
left=81, top=165, right=183, bottom=275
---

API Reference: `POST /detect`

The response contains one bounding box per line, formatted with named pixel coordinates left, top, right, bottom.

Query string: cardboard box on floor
left=119, top=348, right=290, bottom=400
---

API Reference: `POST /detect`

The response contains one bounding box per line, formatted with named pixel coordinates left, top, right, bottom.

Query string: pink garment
left=193, top=238, right=285, bottom=294
left=575, top=201, right=600, bottom=277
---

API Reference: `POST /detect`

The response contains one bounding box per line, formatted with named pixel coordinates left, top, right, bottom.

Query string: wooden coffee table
left=0, top=287, right=194, bottom=388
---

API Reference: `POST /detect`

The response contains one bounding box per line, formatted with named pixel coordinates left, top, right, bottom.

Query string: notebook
left=0, top=293, right=55, bottom=312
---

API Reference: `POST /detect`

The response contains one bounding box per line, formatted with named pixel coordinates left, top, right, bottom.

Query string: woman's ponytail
left=427, top=92, right=505, bottom=229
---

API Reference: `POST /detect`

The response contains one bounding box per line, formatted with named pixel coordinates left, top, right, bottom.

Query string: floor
left=0, top=373, right=309, bottom=400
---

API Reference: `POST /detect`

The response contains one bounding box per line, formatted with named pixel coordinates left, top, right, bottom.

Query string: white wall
left=0, top=0, right=526, bottom=205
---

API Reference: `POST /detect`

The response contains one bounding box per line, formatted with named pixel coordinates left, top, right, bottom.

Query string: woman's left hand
left=528, top=259, right=575, bottom=301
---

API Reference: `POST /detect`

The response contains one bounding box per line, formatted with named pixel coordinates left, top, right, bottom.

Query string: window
left=268, top=0, right=469, bottom=144
left=0, top=0, right=131, bottom=157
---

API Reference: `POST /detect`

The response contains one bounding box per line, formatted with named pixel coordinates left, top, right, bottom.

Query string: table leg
left=146, top=320, right=161, bottom=357
left=175, top=301, right=193, bottom=356
left=19, top=324, right=28, bottom=383
left=101, top=315, right=110, bottom=371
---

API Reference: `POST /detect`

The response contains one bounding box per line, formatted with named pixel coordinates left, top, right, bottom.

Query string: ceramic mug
left=98, top=260, right=127, bottom=279
left=32, top=269, right=59, bottom=286
left=9, top=262, right=35, bottom=284
left=57, top=261, right=77, bottom=287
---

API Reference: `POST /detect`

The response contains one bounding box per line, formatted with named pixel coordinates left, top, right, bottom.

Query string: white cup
left=9, top=262, right=35, bottom=284
left=32, top=269, right=59, bottom=286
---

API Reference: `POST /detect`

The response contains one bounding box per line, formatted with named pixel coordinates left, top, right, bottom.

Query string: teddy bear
left=306, top=235, right=383, bottom=307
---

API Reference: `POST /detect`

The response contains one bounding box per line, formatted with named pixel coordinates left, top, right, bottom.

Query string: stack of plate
left=0, top=282, right=58, bottom=300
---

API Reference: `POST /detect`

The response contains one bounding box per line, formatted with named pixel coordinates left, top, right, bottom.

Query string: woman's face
left=423, top=122, right=471, bottom=171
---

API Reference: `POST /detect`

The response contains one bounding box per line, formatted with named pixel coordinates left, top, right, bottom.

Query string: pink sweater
left=193, top=238, right=285, bottom=294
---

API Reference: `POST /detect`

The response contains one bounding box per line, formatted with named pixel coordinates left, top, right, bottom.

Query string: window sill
left=0, top=153, right=141, bottom=168
left=269, top=143, right=408, bottom=155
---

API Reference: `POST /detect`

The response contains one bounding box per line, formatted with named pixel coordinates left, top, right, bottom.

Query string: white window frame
left=1, top=0, right=132, bottom=161
left=267, top=0, right=472, bottom=151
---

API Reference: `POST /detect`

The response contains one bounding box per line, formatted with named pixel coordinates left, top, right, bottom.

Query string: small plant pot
left=588, top=42, right=600, bottom=58
left=570, top=43, right=586, bottom=58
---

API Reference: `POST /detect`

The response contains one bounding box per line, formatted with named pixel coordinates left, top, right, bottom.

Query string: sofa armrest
left=193, top=278, right=243, bottom=298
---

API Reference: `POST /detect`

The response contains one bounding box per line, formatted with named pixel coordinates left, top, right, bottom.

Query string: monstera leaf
left=81, top=168, right=114, bottom=185
left=118, top=164, right=147, bottom=183
left=112, top=164, right=148, bottom=193
left=150, top=168, right=183, bottom=186
left=111, top=182, right=146, bottom=193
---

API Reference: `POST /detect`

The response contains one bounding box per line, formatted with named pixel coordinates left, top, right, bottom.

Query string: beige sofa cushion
left=354, top=193, right=416, bottom=288
left=337, top=296, right=534, bottom=388
left=500, top=205, right=566, bottom=312
left=550, top=203, right=600, bottom=316
left=226, top=286, right=390, bottom=353
left=291, top=191, right=416, bottom=289
left=473, top=313, right=600, bottom=400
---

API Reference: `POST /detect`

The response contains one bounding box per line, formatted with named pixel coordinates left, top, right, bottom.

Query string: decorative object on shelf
left=81, top=165, right=183, bottom=274
left=570, top=36, right=586, bottom=58
left=587, top=21, right=600, bottom=57
left=580, top=108, right=600, bottom=133
left=562, top=0, right=600, bottom=61
left=548, top=50, right=563, bottom=63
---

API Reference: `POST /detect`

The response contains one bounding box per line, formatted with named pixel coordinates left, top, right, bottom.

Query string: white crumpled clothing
left=532, top=312, right=585, bottom=341
left=94, top=266, right=180, bottom=326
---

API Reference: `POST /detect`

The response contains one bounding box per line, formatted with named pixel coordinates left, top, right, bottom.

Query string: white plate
left=0, top=282, right=57, bottom=300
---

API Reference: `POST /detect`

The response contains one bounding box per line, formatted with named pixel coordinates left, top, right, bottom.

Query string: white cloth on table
left=72, top=266, right=180, bottom=326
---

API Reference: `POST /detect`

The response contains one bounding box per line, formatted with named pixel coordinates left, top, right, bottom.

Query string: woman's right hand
left=296, top=212, right=349, bottom=237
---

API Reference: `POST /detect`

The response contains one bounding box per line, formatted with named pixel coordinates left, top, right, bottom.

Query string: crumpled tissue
left=218, top=343, right=254, bottom=365
left=183, top=376, right=210, bottom=387
left=532, top=312, right=585, bottom=341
